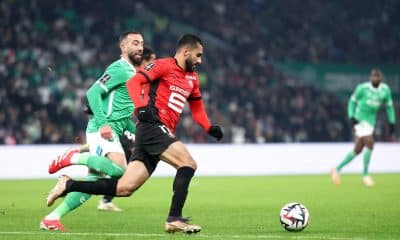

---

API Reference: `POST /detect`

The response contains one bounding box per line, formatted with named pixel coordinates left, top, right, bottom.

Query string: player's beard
left=371, top=80, right=381, bottom=88
left=128, top=52, right=143, bottom=66
left=185, top=59, right=198, bottom=72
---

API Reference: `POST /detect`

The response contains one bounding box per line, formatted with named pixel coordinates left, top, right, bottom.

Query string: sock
left=363, top=148, right=372, bottom=176
left=168, top=166, right=195, bottom=218
left=336, top=151, right=356, bottom=172
left=102, top=195, right=114, bottom=203
left=72, top=153, right=125, bottom=177
left=87, top=156, right=125, bottom=177
left=66, top=178, right=118, bottom=196
left=45, top=173, right=100, bottom=220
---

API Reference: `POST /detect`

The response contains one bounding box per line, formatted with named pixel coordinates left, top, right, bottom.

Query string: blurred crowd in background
left=1, top=0, right=399, bottom=144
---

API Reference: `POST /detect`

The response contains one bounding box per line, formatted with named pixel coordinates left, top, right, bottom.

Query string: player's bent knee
left=116, top=183, right=138, bottom=197
left=181, top=159, right=197, bottom=170
left=354, top=149, right=362, bottom=155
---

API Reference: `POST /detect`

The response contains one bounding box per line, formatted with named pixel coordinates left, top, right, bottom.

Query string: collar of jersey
left=173, top=57, right=185, bottom=72
left=120, top=57, right=135, bottom=71
left=368, top=82, right=382, bottom=92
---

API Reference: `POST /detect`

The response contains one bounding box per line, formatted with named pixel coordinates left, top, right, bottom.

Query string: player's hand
left=389, top=123, right=395, bottom=135
left=208, top=125, right=223, bottom=141
left=350, top=118, right=358, bottom=126
left=83, top=104, right=93, bottom=115
left=136, top=106, right=157, bottom=123
left=100, top=125, right=113, bottom=140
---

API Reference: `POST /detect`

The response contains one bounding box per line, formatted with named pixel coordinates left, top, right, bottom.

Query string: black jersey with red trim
left=126, top=57, right=211, bottom=133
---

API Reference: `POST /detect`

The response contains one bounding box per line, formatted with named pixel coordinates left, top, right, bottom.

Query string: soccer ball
left=279, top=202, right=309, bottom=232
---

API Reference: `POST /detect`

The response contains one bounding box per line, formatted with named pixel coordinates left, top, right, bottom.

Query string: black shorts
left=130, top=122, right=178, bottom=174
left=119, top=130, right=135, bottom=162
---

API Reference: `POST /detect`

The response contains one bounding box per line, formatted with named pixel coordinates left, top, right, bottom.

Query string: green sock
left=337, top=151, right=356, bottom=171
left=86, top=155, right=125, bottom=177
left=363, top=148, right=372, bottom=176
left=75, top=153, right=125, bottom=177
left=75, top=153, right=90, bottom=165
left=48, top=173, right=100, bottom=219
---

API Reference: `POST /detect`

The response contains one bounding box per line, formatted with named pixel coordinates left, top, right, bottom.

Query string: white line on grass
left=0, top=231, right=367, bottom=240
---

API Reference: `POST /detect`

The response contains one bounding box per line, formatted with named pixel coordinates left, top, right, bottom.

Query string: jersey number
left=168, top=92, right=186, bottom=113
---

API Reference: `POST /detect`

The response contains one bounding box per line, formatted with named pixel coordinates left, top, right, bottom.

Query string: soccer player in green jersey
left=40, top=31, right=144, bottom=230
left=331, top=68, right=396, bottom=187
left=81, top=46, right=156, bottom=212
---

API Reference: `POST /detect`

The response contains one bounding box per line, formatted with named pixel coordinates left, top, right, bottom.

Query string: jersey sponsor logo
left=170, top=85, right=190, bottom=97
left=366, top=99, right=380, bottom=107
left=144, top=62, right=155, bottom=71
left=99, top=73, right=111, bottom=83
left=185, top=75, right=197, bottom=80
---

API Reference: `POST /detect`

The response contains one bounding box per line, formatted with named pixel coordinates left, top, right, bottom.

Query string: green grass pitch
left=0, top=174, right=399, bottom=240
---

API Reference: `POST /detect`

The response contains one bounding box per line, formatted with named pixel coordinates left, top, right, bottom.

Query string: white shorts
left=86, top=131, right=124, bottom=157
left=354, top=122, right=374, bottom=138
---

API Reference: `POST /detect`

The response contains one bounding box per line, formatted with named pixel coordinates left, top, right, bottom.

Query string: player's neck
left=174, top=55, right=187, bottom=71
left=121, top=54, right=136, bottom=68
left=371, top=82, right=380, bottom=88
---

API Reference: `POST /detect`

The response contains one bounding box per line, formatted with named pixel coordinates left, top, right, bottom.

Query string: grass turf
left=0, top=174, right=399, bottom=240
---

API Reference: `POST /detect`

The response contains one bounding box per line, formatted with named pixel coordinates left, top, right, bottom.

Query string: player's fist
left=100, top=125, right=113, bottom=140
left=208, top=125, right=223, bottom=141
left=350, top=118, right=358, bottom=126
left=136, top=106, right=157, bottom=123
left=83, top=104, right=93, bottom=115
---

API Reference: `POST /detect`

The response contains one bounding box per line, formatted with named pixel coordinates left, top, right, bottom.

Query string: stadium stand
left=1, top=0, right=398, bottom=144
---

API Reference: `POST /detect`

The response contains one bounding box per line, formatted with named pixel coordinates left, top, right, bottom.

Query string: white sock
left=45, top=212, right=60, bottom=220
left=70, top=152, right=80, bottom=164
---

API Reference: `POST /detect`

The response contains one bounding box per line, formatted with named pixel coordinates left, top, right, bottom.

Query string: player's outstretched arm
left=188, top=99, right=223, bottom=141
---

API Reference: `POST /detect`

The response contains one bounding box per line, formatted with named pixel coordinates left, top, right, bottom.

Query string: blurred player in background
left=331, top=68, right=396, bottom=186
left=138, top=46, right=156, bottom=106
left=45, top=34, right=223, bottom=234
left=40, top=31, right=144, bottom=230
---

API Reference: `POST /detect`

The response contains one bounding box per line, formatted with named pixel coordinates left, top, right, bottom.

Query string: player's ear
left=119, top=40, right=126, bottom=52
left=183, top=46, right=191, bottom=57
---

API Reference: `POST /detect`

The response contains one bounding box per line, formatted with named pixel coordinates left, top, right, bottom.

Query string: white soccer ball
left=279, top=202, right=310, bottom=232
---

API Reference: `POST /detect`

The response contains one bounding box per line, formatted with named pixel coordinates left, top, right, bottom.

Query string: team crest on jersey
left=144, top=62, right=155, bottom=71
left=186, top=75, right=195, bottom=88
left=99, top=73, right=111, bottom=83
left=188, top=79, right=193, bottom=88
left=185, top=75, right=196, bottom=80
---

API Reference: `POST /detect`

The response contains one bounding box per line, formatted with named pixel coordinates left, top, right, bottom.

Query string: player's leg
left=46, top=126, right=152, bottom=206
left=40, top=171, right=100, bottom=230
left=49, top=133, right=126, bottom=177
left=41, top=135, right=123, bottom=230
left=46, top=160, right=150, bottom=207
left=362, top=136, right=375, bottom=186
left=99, top=129, right=135, bottom=211
left=338, top=137, right=364, bottom=171
left=331, top=137, right=364, bottom=185
left=159, top=141, right=201, bottom=234
left=86, top=132, right=127, bottom=210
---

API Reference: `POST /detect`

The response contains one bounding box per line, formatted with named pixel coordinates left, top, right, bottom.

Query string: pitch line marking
left=0, top=231, right=368, bottom=240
